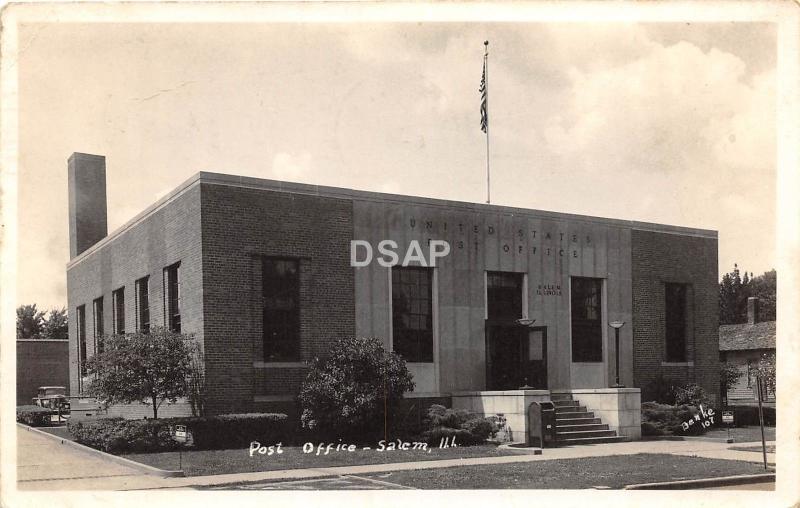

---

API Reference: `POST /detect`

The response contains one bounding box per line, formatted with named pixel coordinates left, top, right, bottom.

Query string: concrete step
left=555, top=417, right=601, bottom=426
left=557, top=436, right=625, bottom=446
left=555, top=411, right=594, bottom=419
left=555, top=405, right=586, bottom=413
left=556, top=429, right=618, bottom=439
left=555, top=423, right=609, bottom=432
left=551, top=399, right=580, bottom=408
left=549, top=393, right=574, bottom=401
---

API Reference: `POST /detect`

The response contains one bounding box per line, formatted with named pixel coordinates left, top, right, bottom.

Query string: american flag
left=479, top=61, right=488, bottom=133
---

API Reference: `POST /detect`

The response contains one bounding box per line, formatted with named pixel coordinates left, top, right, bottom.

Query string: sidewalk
left=167, top=439, right=776, bottom=489
left=17, top=425, right=776, bottom=490
left=16, top=426, right=181, bottom=491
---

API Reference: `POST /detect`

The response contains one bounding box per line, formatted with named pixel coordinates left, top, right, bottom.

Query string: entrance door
left=524, top=327, right=548, bottom=389
left=486, top=324, right=524, bottom=390
left=486, top=324, right=548, bottom=390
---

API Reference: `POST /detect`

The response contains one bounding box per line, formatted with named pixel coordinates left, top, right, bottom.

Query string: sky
left=15, top=21, right=777, bottom=309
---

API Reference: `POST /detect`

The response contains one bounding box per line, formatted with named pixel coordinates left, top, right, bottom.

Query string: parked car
left=32, top=386, right=70, bottom=413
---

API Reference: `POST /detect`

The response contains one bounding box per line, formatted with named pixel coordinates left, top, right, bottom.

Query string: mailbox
left=528, top=401, right=557, bottom=448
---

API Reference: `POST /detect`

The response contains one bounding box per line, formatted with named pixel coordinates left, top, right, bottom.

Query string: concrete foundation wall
left=555, top=388, right=641, bottom=440
left=452, top=390, right=551, bottom=442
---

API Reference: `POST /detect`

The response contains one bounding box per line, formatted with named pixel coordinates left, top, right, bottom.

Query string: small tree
left=720, top=362, right=743, bottom=397
left=751, top=352, right=776, bottom=397
left=187, top=341, right=206, bottom=417
left=86, top=326, right=194, bottom=419
left=298, top=337, right=415, bottom=441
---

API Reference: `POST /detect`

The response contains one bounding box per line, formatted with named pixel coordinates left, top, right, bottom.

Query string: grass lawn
left=703, top=425, right=775, bottom=443
left=353, top=453, right=770, bottom=490
left=127, top=442, right=525, bottom=476
left=730, top=444, right=776, bottom=454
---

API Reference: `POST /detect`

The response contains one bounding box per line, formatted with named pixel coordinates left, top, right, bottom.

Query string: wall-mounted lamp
left=515, top=318, right=536, bottom=327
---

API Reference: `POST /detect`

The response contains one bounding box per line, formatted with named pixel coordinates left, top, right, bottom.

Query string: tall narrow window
left=164, top=262, right=181, bottom=333
left=571, top=277, right=603, bottom=362
left=392, top=267, right=433, bottom=362
left=135, top=276, right=150, bottom=333
left=262, top=258, right=300, bottom=361
left=487, top=272, right=523, bottom=321
left=112, top=287, right=125, bottom=335
left=665, top=283, right=688, bottom=362
left=93, top=297, right=104, bottom=354
left=77, top=305, right=87, bottom=378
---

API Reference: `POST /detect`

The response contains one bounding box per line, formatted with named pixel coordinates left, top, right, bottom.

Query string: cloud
left=271, top=151, right=314, bottom=182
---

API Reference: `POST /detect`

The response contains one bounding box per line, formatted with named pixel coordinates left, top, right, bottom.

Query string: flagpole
left=484, top=41, right=490, bottom=204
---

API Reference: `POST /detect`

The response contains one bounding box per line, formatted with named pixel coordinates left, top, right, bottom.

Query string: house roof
left=719, top=321, right=776, bottom=351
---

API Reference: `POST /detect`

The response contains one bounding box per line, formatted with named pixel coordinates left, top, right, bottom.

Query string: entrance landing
left=452, top=388, right=641, bottom=444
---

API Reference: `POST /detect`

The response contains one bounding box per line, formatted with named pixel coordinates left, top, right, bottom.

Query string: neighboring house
left=16, top=339, right=70, bottom=405
left=719, top=297, right=775, bottom=407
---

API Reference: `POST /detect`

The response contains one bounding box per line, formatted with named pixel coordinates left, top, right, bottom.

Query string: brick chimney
left=68, top=153, right=107, bottom=258
left=747, top=296, right=760, bottom=325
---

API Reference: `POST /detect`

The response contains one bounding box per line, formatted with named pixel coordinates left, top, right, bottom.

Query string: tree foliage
left=16, top=304, right=69, bottom=340
left=719, top=265, right=776, bottom=324
left=298, top=337, right=415, bottom=441
left=751, top=352, right=776, bottom=396
left=16, top=304, right=45, bottom=339
left=86, top=326, right=195, bottom=419
left=720, top=362, right=743, bottom=394
left=41, top=308, right=68, bottom=341
left=187, top=341, right=207, bottom=417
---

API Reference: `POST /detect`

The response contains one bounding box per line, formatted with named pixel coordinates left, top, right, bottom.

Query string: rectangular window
left=112, top=287, right=125, bottom=335
left=262, top=258, right=300, bottom=361
left=77, top=305, right=87, bottom=378
left=164, top=262, right=181, bottom=333
left=392, top=266, right=433, bottom=363
left=487, top=272, right=524, bottom=321
left=93, top=297, right=104, bottom=354
left=135, top=276, right=150, bottom=333
left=665, top=283, right=688, bottom=362
left=571, top=277, right=603, bottom=362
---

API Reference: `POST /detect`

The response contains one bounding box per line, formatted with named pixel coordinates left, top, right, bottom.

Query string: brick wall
left=631, top=229, right=719, bottom=404
left=200, top=183, right=356, bottom=415
left=16, top=340, right=70, bottom=405
left=66, top=184, right=204, bottom=399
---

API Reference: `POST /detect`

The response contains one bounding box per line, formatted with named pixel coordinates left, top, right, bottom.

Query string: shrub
left=642, top=374, right=680, bottom=404
left=420, top=404, right=497, bottom=446
left=641, top=402, right=709, bottom=436
left=16, top=405, right=53, bottom=427
left=728, top=405, right=776, bottom=426
left=67, top=413, right=289, bottom=454
left=187, top=413, right=289, bottom=449
left=673, top=384, right=712, bottom=407
left=297, top=337, right=415, bottom=442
